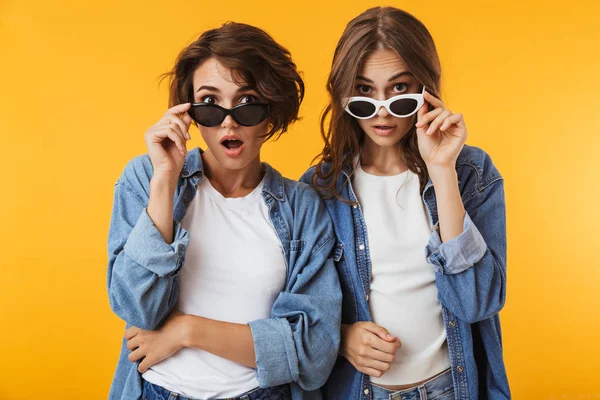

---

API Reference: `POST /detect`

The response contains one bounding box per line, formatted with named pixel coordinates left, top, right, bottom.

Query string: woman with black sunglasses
left=107, top=22, right=342, bottom=400
left=301, top=6, right=509, bottom=400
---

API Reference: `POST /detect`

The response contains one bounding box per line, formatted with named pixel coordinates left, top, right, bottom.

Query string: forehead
left=192, top=57, right=247, bottom=89
left=358, top=49, right=409, bottom=78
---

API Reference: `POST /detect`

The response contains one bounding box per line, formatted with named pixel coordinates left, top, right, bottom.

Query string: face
left=353, top=49, right=422, bottom=148
left=192, top=57, right=269, bottom=171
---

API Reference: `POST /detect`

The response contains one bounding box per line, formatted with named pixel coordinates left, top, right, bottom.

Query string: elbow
left=108, top=287, right=169, bottom=330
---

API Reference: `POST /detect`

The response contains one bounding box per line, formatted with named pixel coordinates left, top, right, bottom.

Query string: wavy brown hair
left=312, top=7, right=442, bottom=198
left=161, top=22, right=304, bottom=141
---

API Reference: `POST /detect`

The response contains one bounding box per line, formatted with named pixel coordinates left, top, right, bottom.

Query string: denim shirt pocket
left=334, top=242, right=358, bottom=324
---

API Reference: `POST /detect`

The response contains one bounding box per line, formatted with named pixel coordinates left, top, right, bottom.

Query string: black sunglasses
left=188, top=102, right=270, bottom=127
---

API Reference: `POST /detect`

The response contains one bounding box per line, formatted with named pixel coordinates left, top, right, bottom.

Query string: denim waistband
left=141, top=379, right=291, bottom=400
left=370, top=368, right=454, bottom=400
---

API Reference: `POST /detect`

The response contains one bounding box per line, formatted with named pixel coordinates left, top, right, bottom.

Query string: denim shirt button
left=364, top=388, right=370, bottom=395
left=449, top=321, right=456, bottom=327
left=359, top=244, right=365, bottom=250
left=365, top=294, right=369, bottom=301
left=457, top=365, right=464, bottom=372
left=353, top=205, right=358, bottom=209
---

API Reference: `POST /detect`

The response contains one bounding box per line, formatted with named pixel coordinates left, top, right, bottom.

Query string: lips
left=219, top=135, right=245, bottom=157
left=372, top=125, right=397, bottom=136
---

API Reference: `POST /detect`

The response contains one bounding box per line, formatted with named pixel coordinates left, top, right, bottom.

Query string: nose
left=221, top=113, right=238, bottom=129
left=376, top=104, right=390, bottom=118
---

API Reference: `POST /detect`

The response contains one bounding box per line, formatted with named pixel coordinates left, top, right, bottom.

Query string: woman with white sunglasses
left=302, top=6, right=509, bottom=400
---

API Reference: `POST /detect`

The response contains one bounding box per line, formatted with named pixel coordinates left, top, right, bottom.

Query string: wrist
left=180, top=314, right=199, bottom=349
left=151, top=174, right=178, bottom=191
left=427, top=166, right=458, bottom=186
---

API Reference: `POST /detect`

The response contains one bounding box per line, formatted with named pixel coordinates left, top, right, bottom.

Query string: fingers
left=138, top=356, right=155, bottom=374
left=363, top=322, right=397, bottom=342
left=372, top=336, right=401, bottom=355
left=126, top=336, right=139, bottom=351
left=124, top=327, right=139, bottom=340
left=426, top=109, right=453, bottom=136
left=163, top=115, right=191, bottom=140
left=128, top=347, right=145, bottom=363
left=148, top=126, right=187, bottom=156
left=359, top=366, right=388, bottom=378
left=440, top=113, right=463, bottom=131
left=358, top=355, right=392, bottom=374
left=415, top=107, right=444, bottom=130
left=424, top=90, right=444, bottom=108
left=167, top=103, right=191, bottom=115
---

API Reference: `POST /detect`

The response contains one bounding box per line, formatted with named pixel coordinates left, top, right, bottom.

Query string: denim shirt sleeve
left=248, top=189, right=342, bottom=391
left=107, top=179, right=189, bottom=330
left=425, top=178, right=507, bottom=323
left=425, top=211, right=487, bottom=274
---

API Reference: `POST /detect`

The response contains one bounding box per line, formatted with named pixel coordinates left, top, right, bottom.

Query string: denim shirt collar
left=181, top=147, right=285, bottom=202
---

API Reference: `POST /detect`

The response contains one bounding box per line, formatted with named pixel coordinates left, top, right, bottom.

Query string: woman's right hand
left=144, top=103, right=193, bottom=181
left=340, top=322, right=401, bottom=378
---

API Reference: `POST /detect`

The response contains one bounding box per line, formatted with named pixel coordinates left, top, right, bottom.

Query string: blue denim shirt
left=107, top=147, right=342, bottom=400
left=300, top=145, right=510, bottom=400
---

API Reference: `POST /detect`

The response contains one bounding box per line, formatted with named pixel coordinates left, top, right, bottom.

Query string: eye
left=240, top=94, right=259, bottom=104
left=201, top=95, right=217, bottom=104
left=392, top=83, right=408, bottom=93
left=356, top=85, right=372, bottom=95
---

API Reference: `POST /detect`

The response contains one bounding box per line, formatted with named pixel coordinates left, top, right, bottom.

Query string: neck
left=201, top=150, right=264, bottom=198
left=360, top=138, right=408, bottom=176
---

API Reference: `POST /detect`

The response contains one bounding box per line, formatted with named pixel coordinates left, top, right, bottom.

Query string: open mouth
left=221, top=138, right=244, bottom=150
left=219, top=136, right=245, bottom=157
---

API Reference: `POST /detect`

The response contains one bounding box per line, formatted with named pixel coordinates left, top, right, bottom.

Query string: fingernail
left=426, top=128, right=432, bottom=135
left=386, top=333, right=393, bottom=340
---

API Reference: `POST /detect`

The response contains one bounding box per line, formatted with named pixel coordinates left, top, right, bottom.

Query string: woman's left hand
left=125, top=311, right=188, bottom=373
left=415, top=91, right=468, bottom=170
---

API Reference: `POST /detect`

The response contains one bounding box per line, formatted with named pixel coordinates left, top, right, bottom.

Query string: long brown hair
left=312, top=7, right=442, bottom=198
left=161, top=22, right=304, bottom=141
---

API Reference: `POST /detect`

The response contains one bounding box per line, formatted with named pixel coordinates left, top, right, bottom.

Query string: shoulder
left=114, top=154, right=155, bottom=205
left=455, top=145, right=503, bottom=196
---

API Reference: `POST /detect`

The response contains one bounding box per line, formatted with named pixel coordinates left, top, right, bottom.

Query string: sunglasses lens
left=231, top=104, right=269, bottom=126
left=389, top=98, right=419, bottom=116
left=347, top=101, right=376, bottom=118
left=188, top=105, right=226, bottom=127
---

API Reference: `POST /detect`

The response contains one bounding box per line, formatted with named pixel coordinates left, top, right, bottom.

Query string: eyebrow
left=356, top=71, right=414, bottom=83
left=196, top=85, right=255, bottom=93
left=196, top=85, right=220, bottom=93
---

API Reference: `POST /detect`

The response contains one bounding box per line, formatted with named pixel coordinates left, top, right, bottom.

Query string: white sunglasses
left=344, top=86, right=426, bottom=119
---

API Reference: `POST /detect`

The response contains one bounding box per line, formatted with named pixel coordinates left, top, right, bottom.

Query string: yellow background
left=1, top=0, right=599, bottom=398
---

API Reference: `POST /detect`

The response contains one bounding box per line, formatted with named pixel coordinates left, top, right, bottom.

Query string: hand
left=144, top=103, right=193, bottom=179
left=340, top=322, right=401, bottom=378
left=125, top=311, right=188, bottom=373
left=415, top=91, right=468, bottom=170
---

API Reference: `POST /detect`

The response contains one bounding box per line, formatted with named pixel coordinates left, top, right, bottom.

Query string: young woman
left=302, top=7, right=510, bottom=400
left=107, top=22, right=341, bottom=400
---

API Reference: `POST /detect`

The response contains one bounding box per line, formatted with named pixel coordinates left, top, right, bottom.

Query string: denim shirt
left=300, top=145, right=510, bottom=400
left=107, top=147, right=342, bottom=400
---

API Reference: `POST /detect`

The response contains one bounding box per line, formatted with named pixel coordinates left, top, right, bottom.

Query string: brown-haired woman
left=107, top=22, right=342, bottom=400
left=301, top=7, right=509, bottom=400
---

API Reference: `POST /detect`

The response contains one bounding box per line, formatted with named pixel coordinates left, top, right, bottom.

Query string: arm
left=107, top=168, right=189, bottom=330
left=248, top=194, right=342, bottom=391
left=107, top=104, right=192, bottom=330
left=425, top=174, right=507, bottom=323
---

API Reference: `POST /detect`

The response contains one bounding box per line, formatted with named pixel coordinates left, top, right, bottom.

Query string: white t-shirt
left=142, top=176, right=287, bottom=399
left=352, top=163, right=451, bottom=385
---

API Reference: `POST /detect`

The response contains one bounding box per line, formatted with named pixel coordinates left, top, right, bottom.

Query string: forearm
left=429, top=167, right=466, bottom=243
left=183, top=315, right=256, bottom=368
left=148, top=175, right=177, bottom=244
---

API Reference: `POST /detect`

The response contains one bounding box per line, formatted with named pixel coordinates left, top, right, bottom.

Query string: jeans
left=141, top=379, right=292, bottom=400
left=370, top=369, right=454, bottom=400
